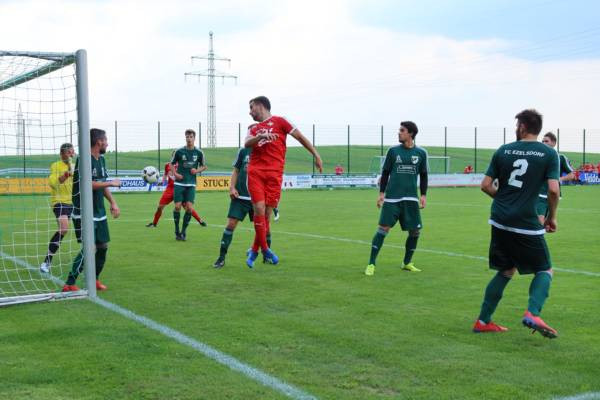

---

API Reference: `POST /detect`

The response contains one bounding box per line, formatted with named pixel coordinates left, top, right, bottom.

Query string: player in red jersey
left=146, top=154, right=206, bottom=228
left=244, top=96, right=322, bottom=268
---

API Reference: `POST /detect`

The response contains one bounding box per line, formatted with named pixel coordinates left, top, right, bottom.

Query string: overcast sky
left=2, top=0, right=599, bottom=150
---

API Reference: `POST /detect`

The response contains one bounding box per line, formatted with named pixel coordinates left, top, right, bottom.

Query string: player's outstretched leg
left=472, top=271, right=511, bottom=333
left=522, top=270, right=557, bottom=338
left=191, top=209, right=207, bottom=227
left=365, top=227, right=388, bottom=275
left=147, top=206, right=163, bottom=227
left=402, top=230, right=421, bottom=272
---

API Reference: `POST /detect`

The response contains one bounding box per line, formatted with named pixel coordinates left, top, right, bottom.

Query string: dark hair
left=515, top=109, right=543, bottom=135
left=185, top=129, right=196, bottom=137
left=90, top=128, right=106, bottom=146
left=250, top=96, right=271, bottom=111
left=400, top=121, right=419, bottom=138
left=543, top=131, right=557, bottom=143
left=60, top=143, right=73, bottom=154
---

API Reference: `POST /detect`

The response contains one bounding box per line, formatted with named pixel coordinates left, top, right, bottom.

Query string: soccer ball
left=142, top=166, right=159, bottom=183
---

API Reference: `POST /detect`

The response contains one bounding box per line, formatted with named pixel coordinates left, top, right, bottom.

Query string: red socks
left=252, top=215, right=269, bottom=252
left=152, top=208, right=162, bottom=225
left=191, top=209, right=202, bottom=223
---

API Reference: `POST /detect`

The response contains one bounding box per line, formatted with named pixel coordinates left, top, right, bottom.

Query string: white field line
left=553, top=393, right=600, bottom=400
left=111, top=217, right=600, bottom=277
left=0, top=250, right=318, bottom=400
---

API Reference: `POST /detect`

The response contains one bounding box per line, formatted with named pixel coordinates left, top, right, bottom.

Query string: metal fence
left=2, top=120, right=599, bottom=176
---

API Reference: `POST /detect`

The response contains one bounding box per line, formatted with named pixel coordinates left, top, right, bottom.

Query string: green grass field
left=2, top=145, right=598, bottom=175
left=2, top=186, right=600, bottom=399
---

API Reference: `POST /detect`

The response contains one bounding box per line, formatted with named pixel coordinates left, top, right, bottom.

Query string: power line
left=184, top=31, right=237, bottom=148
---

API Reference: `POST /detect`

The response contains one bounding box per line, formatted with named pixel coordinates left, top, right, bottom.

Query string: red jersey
left=248, top=116, right=296, bottom=172
left=164, top=162, right=175, bottom=189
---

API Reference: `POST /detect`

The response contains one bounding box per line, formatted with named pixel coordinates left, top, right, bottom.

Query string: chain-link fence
left=2, top=121, right=598, bottom=176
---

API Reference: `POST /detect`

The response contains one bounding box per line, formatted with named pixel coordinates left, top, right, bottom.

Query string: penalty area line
left=0, top=251, right=318, bottom=400
left=552, top=392, right=600, bottom=400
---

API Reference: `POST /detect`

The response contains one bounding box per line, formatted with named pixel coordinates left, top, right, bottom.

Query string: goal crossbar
left=0, top=51, right=75, bottom=92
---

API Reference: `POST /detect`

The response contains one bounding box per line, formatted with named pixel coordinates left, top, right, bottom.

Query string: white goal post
left=0, top=50, right=96, bottom=306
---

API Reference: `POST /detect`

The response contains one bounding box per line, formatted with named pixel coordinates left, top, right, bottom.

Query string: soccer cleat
left=213, top=257, right=225, bottom=269
left=246, top=250, right=259, bottom=268
left=180, top=232, right=187, bottom=241
left=39, top=262, right=50, bottom=274
left=365, top=264, right=375, bottom=276
left=262, top=249, right=279, bottom=265
left=146, top=222, right=156, bottom=228
left=199, top=219, right=207, bottom=227
left=96, top=280, right=107, bottom=291
left=472, top=320, right=508, bottom=333
left=522, top=311, right=558, bottom=338
left=61, top=284, right=80, bottom=292
left=175, top=233, right=182, bottom=241
left=402, top=262, right=421, bottom=272
left=273, top=209, right=280, bottom=221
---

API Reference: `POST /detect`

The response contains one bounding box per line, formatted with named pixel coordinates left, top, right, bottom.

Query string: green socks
left=173, top=211, right=181, bottom=234
left=66, top=250, right=84, bottom=285
left=181, top=212, right=192, bottom=234
left=219, top=229, right=234, bottom=257
left=403, top=234, right=419, bottom=265
left=478, top=272, right=511, bottom=323
left=528, top=271, right=552, bottom=316
left=95, top=247, right=107, bottom=278
left=369, top=228, right=388, bottom=265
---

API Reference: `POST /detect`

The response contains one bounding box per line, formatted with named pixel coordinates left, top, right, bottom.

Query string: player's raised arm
left=290, top=129, right=323, bottom=173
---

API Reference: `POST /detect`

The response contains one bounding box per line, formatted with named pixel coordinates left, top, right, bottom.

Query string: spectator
left=335, top=164, right=344, bottom=175
left=463, top=165, right=474, bottom=174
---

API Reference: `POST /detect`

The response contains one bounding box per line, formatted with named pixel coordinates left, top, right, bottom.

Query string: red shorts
left=159, top=186, right=174, bottom=205
left=248, top=169, right=282, bottom=207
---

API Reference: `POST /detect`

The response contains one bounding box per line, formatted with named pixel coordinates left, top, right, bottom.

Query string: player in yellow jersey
left=40, top=143, right=75, bottom=273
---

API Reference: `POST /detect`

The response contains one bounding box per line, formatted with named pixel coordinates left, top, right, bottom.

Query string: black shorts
left=53, top=203, right=74, bottom=219
left=489, top=226, right=551, bottom=275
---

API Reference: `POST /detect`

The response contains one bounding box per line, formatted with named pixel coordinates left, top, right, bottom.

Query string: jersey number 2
left=508, top=159, right=528, bottom=188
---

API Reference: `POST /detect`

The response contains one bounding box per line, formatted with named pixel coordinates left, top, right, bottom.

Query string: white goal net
left=0, top=50, right=93, bottom=306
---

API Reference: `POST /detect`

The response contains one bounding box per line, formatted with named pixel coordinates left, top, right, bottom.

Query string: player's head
left=184, top=129, right=196, bottom=146
left=249, top=96, right=271, bottom=122
left=542, top=132, right=557, bottom=148
left=90, top=128, right=108, bottom=154
left=59, top=143, right=74, bottom=160
left=399, top=121, right=418, bottom=143
left=515, top=109, right=542, bottom=140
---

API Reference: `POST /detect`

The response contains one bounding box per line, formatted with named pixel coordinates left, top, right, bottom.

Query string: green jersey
left=381, top=144, right=428, bottom=202
left=171, top=146, right=204, bottom=186
left=233, top=147, right=251, bottom=200
left=539, top=152, right=573, bottom=198
left=72, top=155, right=109, bottom=220
left=486, top=141, right=559, bottom=235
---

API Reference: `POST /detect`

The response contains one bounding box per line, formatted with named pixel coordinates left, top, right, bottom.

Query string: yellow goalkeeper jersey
left=48, top=159, right=73, bottom=206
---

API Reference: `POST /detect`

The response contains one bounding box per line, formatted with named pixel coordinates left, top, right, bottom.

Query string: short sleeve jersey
left=381, top=144, right=428, bottom=202
left=539, top=152, right=573, bottom=197
left=486, top=141, right=559, bottom=234
left=171, top=147, right=204, bottom=186
left=72, top=155, right=109, bottom=220
left=233, top=147, right=251, bottom=200
left=164, top=162, right=175, bottom=189
left=248, top=116, right=296, bottom=173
